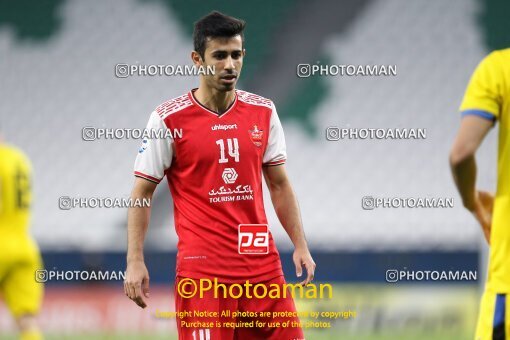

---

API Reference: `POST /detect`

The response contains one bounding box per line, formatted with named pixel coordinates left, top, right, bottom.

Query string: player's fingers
left=475, top=208, right=491, bottom=244
left=123, top=281, right=129, bottom=297
left=483, top=228, right=491, bottom=244
left=474, top=207, right=487, bottom=226
left=481, top=221, right=491, bottom=244
left=302, top=261, right=316, bottom=285
left=294, top=258, right=303, bottom=278
left=133, top=282, right=146, bottom=308
left=483, top=218, right=492, bottom=242
left=134, top=281, right=143, bottom=299
left=127, top=280, right=138, bottom=300
left=299, top=264, right=309, bottom=286
left=127, top=282, right=134, bottom=299
left=143, top=276, right=150, bottom=298
left=478, top=191, right=495, bottom=212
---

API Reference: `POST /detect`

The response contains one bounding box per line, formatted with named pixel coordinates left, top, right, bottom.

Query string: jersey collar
left=188, top=88, right=238, bottom=118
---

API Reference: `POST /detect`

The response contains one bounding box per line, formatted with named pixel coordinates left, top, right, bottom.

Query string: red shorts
left=174, top=275, right=305, bottom=340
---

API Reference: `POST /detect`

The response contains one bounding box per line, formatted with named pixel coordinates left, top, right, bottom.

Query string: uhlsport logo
left=212, top=124, right=237, bottom=131
left=222, top=168, right=238, bottom=184
left=238, top=224, right=269, bottom=254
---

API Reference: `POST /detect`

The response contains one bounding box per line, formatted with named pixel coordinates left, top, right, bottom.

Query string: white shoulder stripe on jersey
left=236, top=90, right=273, bottom=109
left=156, top=93, right=193, bottom=119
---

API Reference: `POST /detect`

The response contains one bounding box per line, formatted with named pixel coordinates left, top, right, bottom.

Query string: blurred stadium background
left=1, top=0, right=509, bottom=338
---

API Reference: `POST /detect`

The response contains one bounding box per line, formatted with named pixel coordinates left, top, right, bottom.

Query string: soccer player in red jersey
left=124, top=11, right=315, bottom=339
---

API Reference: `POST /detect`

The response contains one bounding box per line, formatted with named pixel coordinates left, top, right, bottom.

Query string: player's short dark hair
left=193, top=11, right=246, bottom=59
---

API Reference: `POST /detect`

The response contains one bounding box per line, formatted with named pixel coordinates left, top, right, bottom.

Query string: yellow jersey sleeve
left=460, top=51, right=504, bottom=121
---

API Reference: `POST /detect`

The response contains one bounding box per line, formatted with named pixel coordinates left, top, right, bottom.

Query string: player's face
left=202, top=35, right=244, bottom=92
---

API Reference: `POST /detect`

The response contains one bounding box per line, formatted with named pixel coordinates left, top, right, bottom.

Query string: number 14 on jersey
left=216, top=138, right=239, bottom=163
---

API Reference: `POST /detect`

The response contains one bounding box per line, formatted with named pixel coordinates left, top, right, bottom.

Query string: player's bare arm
left=263, top=164, right=316, bottom=285
left=449, top=115, right=495, bottom=243
left=124, top=177, right=156, bottom=308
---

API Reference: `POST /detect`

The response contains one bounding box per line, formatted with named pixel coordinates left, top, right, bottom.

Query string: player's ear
left=191, top=51, right=203, bottom=66
left=242, top=49, right=246, bottom=57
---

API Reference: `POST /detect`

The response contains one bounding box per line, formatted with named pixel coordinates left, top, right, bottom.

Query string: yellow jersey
left=460, top=48, right=510, bottom=292
left=0, top=144, right=32, bottom=236
left=0, top=144, right=43, bottom=318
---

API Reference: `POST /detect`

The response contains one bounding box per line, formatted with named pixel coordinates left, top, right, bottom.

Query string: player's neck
left=194, top=86, right=236, bottom=114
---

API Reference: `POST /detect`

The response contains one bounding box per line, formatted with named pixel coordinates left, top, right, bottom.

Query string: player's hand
left=472, top=191, right=494, bottom=245
left=124, top=260, right=150, bottom=308
left=293, top=247, right=316, bottom=286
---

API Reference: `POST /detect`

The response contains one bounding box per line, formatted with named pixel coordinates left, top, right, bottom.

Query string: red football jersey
left=134, top=89, right=287, bottom=282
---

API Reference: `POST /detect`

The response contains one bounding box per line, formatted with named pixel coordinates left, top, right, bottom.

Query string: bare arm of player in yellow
left=450, top=115, right=495, bottom=243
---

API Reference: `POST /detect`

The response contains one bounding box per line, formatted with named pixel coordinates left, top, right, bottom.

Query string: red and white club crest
left=249, top=125, right=263, bottom=147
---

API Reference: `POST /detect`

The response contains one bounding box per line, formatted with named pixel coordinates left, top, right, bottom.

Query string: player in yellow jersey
left=450, top=48, right=510, bottom=340
left=0, top=138, right=44, bottom=340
